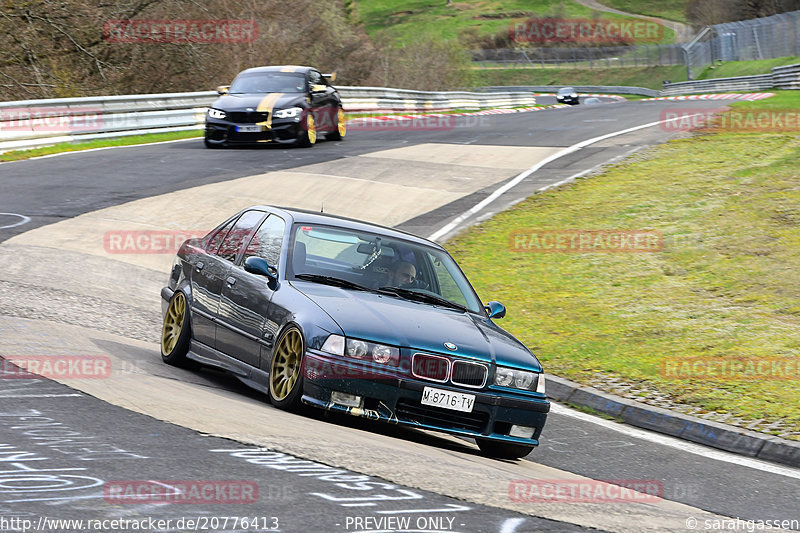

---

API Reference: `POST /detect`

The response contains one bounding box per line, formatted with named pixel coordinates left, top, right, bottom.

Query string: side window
left=206, top=218, right=236, bottom=254
left=217, top=210, right=266, bottom=262
left=243, top=214, right=286, bottom=266
left=308, top=70, right=322, bottom=86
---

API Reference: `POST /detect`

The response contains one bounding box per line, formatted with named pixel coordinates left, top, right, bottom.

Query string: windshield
left=229, top=72, right=305, bottom=94
left=289, top=223, right=484, bottom=313
left=558, top=87, right=575, bottom=95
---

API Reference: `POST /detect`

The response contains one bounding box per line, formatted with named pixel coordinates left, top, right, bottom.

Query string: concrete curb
left=546, top=374, right=800, bottom=468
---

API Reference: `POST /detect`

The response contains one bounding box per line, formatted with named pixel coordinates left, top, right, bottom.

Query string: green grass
left=595, top=0, right=689, bottom=23
left=0, top=130, right=202, bottom=162
left=358, top=0, right=675, bottom=45
left=446, top=91, right=800, bottom=439
left=697, top=57, right=800, bottom=80
left=471, top=56, right=800, bottom=90
left=472, top=65, right=687, bottom=89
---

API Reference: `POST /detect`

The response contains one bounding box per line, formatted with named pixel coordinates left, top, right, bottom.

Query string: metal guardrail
left=477, top=85, right=661, bottom=97
left=0, top=87, right=537, bottom=153
left=663, top=62, right=800, bottom=94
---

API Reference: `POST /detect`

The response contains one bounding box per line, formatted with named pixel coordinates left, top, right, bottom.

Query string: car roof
left=249, top=205, right=444, bottom=249
left=237, top=66, right=317, bottom=75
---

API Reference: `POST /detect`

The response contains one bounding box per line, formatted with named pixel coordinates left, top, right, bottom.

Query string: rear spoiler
left=322, top=72, right=336, bottom=83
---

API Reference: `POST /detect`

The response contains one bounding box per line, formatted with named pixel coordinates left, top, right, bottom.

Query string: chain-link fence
left=685, top=10, right=800, bottom=79
left=472, top=10, right=800, bottom=80
left=471, top=44, right=685, bottom=69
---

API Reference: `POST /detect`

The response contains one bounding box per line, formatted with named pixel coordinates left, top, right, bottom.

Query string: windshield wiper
left=376, top=286, right=468, bottom=312
left=294, top=273, right=371, bottom=292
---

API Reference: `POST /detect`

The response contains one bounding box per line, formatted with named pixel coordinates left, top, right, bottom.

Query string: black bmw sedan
left=160, top=206, right=549, bottom=459
left=204, top=66, right=345, bottom=148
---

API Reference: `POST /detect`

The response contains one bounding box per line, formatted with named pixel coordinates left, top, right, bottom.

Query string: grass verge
left=472, top=56, right=800, bottom=90
left=472, top=65, right=687, bottom=89
left=446, top=90, right=800, bottom=439
left=0, top=130, right=202, bottom=163
left=359, top=0, right=676, bottom=45
left=595, top=0, right=689, bottom=23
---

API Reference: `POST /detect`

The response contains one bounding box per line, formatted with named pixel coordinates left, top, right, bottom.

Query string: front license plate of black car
left=421, top=386, right=475, bottom=413
left=236, top=124, right=261, bottom=133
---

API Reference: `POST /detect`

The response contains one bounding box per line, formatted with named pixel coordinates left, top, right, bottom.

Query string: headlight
left=321, top=334, right=344, bottom=355
left=273, top=107, right=302, bottom=119
left=346, top=339, right=399, bottom=366
left=207, top=108, right=226, bottom=119
left=320, top=335, right=399, bottom=366
left=494, top=366, right=542, bottom=392
left=571, top=93, right=578, bottom=97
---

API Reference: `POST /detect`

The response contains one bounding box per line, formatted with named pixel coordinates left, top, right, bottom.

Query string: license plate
left=236, top=124, right=262, bottom=133
left=420, top=386, right=475, bottom=413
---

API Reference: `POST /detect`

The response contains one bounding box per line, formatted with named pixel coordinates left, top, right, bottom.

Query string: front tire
left=476, top=438, right=534, bottom=460
left=297, top=113, right=317, bottom=147
left=161, top=291, right=191, bottom=366
left=268, top=326, right=305, bottom=409
left=327, top=107, right=346, bottom=141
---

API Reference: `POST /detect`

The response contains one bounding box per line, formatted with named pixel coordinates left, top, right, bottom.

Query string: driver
left=388, top=261, right=418, bottom=288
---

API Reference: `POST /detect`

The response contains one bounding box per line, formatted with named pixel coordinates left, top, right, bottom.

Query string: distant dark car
left=160, top=206, right=549, bottom=459
left=204, top=66, right=345, bottom=148
left=556, top=87, right=580, bottom=105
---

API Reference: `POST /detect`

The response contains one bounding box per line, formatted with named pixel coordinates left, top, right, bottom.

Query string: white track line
left=428, top=115, right=699, bottom=241
left=550, top=403, right=800, bottom=479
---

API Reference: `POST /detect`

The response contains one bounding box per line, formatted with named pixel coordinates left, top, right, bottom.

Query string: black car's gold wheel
left=298, top=113, right=316, bottom=147
left=268, top=326, right=305, bottom=409
left=161, top=291, right=191, bottom=365
left=328, top=107, right=346, bottom=141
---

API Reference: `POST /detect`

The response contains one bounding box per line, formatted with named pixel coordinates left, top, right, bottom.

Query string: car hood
left=211, top=93, right=307, bottom=112
left=291, top=282, right=542, bottom=371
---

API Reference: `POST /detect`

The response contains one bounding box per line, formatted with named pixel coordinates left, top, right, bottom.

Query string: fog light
left=508, top=425, right=535, bottom=439
left=330, top=391, right=361, bottom=408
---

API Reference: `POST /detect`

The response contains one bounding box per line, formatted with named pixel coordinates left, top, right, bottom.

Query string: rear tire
left=476, top=438, right=534, bottom=459
left=161, top=291, right=191, bottom=366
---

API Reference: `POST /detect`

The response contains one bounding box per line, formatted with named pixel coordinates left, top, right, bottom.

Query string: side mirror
left=244, top=256, right=278, bottom=282
left=216, top=85, right=230, bottom=95
left=485, top=301, right=506, bottom=319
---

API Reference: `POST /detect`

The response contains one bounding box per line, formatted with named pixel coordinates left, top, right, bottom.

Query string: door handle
left=226, top=276, right=236, bottom=286
left=195, top=261, right=204, bottom=272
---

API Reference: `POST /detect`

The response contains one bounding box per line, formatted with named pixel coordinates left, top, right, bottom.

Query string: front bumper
left=205, top=117, right=302, bottom=145
left=301, top=350, right=549, bottom=446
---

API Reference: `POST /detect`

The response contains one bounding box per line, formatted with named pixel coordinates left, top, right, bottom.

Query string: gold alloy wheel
left=270, top=328, right=304, bottom=401
left=337, top=108, right=346, bottom=137
left=307, top=114, right=316, bottom=144
left=161, top=292, right=186, bottom=355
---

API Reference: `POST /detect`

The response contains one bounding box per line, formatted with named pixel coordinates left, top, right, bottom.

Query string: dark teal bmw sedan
left=161, top=206, right=548, bottom=459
